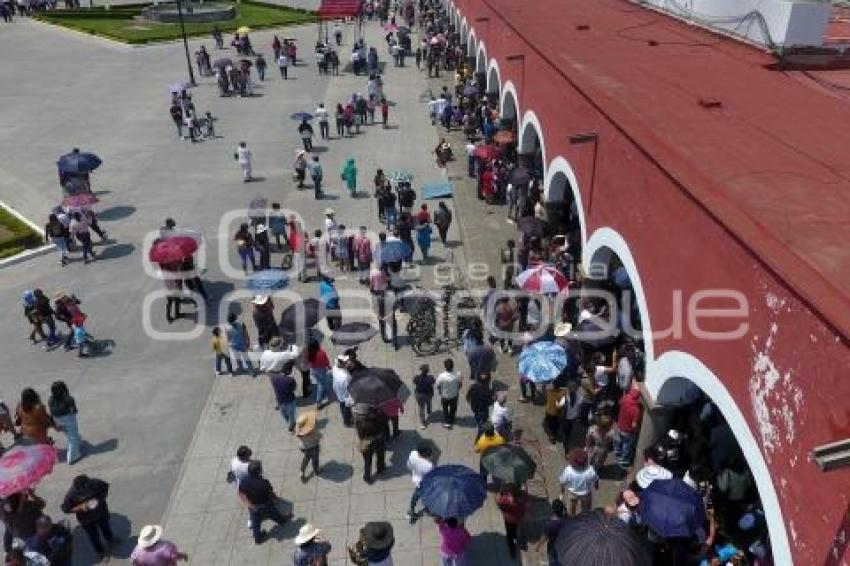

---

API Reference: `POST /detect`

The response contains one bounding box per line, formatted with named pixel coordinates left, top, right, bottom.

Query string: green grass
left=34, top=1, right=315, bottom=44
left=0, top=207, right=43, bottom=259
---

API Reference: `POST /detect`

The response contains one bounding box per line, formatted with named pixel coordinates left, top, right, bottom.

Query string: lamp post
left=569, top=132, right=599, bottom=213
left=176, top=0, right=197, bottom=86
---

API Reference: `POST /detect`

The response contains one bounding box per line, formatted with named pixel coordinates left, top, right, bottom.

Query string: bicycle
left=411, top=283, right=479, bottom=356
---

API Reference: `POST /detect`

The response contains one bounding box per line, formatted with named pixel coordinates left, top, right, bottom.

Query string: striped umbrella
left=515, top=265, right=569, bottom=294
left=555, top=510, right=652, bottom=566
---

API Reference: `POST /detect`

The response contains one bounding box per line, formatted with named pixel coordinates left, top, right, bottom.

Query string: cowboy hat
left=553, top=322, right=573, bottom=337
left=295, top=411, right=317, bottom=436
left=362, top=521, right=394, bottom=550
left=53, top=290, right=68, bottom=301
left=255, top=224, right=268, bottom=234
left=252, top=294, right=270, bottom=305
left=324, top=208, right=335, bottom=216
left=138, top=524, right=163, bottom=549
left=294, top=523, right=321, bottom=545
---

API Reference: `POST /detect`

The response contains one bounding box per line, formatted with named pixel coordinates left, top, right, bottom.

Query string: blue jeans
left=409, top=483, right=423, bottom=515
left=313, top=368, right=330, bottom=404
left=467, top=155, right=475, bottom=177
left=238, top=247, right=256, bottom=272
left=312, top=176, right=322, bottom=198
left=385, top=206, right=398, bottom=229
left=279, top=401, right=296, bottom=431
left=215, top=352, right=234, bottom=374
left=442, top=553, right=467, bottom=566
left=249, top=501, right=288, bottom=543
left=616, top=431, right=637, bottom=467
left=230, top=347, right=255, bottom=374
left=55, top=413, right=82, bottom=464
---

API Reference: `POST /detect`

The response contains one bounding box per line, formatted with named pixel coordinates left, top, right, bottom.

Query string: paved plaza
left=0, top=12, right=622, bottom=565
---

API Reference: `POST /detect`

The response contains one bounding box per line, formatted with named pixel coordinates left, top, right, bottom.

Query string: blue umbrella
left=379, top=240, right=411, bottom=264
left=419, top=465, right=486, bottom=519
left=421, top=180, right=453, bottom=199
left=388, top=169, right=412, bottom=183
left=556, top=510, right=652, bottom=566
left=518, top=341, right=568, bottom=383
left=57, top=149, right=102, bottom=174
left=247, top=269, right=289, bottom=290
left=638, top=478, right=705, bottom=539
left=290, top=112, right=314, bottom=121
left=167, top=82, right=193, bottom=93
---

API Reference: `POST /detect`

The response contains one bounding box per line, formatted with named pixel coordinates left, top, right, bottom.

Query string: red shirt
left=617, top=390, right=643, bottom=434
left=496, top=492, right=527, bottom=524
left=308, top=348, right=330, bottom=370
left=481, top=170, right=495, bottom=196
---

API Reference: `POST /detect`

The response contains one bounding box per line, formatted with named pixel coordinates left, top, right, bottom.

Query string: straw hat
left=295, top=411, right=317, bottom=436
left=53, top=290, right=68, bottom=301
left=294, top=523, right=321, bottom=545
left=138, top=525, right=163, bottom=549
left=553, top=322, right=573, bottom=337
left=252, top=294, right=270, bottom=306
left=324, top=208, right=335, bottom=216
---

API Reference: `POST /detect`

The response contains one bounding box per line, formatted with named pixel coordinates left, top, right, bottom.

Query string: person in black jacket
left=251, top=295, right=278, bottom=350
left=33, top=289, right=58, bottom=347
left=60, top=475, right=114, bottom=561
left=26, top=514, right=73, bottom=566
left=354, top=404, right=388, bottom=485
left=466, top=374, right=493, bottom=438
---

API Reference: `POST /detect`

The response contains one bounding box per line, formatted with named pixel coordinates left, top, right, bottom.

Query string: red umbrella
left=149, top=236, right=198, bottom=264
left=515, top=265, right=569, bottom=294
left=473, top=144, right=501, bottom=160
left=0, top=445, right=57, bottom=498
left=63, top=193, right=99, bottom=209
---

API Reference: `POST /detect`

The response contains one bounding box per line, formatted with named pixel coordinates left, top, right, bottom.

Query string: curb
left=0, top=200, right=54, bottom=269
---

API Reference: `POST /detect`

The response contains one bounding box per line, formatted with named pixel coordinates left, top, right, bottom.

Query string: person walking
left=615, top=387, right=642, bottom=468
left=295, top=411, right=322, bottom=482
left=474, top=423, right=505, bottom=483
left=169, top=102, right=183, bottom=139
left=435, top=358, right=461, bottom=429
left=130, top=524, right=189, bottom=565
left=22, top=291, right=46, bottom=345
left=436, top=517, right=472, bottom=566
left=412, top=364, right=435, bottom=429
left=293, top=523, right=332, bottom=566
left=354, top=404, right=388, bottom=484
left=341, top=158, right=358, bottom=197
left=406, top=442, right=433, bottom=522
left=298, top=119, right=314, bottom=152
left=15, top=388, right=54, bottom=444
left=255, top=53, right=267, bottom=81
left=433, top=202, right=452, bottom=245
left=234, top=141, right=253, bottom=182
left=558, top=448, right=598, bottom=515
left=332, top=355, right=353, bottom=426
left=60, top=475, right=115, bottom=562
left=415, top=218, right=432, bottom=261
left=348, top=522, right=394, bottom=565
left=48, top=381, right=83, bottom=465
left=490, top=392, right=513, bottom=440
left=238, top=461, right=293, bottom=544
left=251, top=294, right=277, bottom=350
left=306, top=338, right=332, bottom=408
left=234, top=223, right=256, bottom=273
left=32, top=289, right=58, bottom=347
left=277, top=51, right=289, bottom=78
left=69, top=212, right=95, bottom=263
left=309, top=155, right=323, bottom=199
left=315, top=103, right=330, bottom=140
left=45, top=213, right=69, bottom=266
left=334, top=103, right=345, bottom=138
left=465, top=376, right=492, bottom=437
left=495, top=483, right=528, bottom=559
left=255, top=224, right=272, bottom=270
left=270, top=359, right=298, bottom=432
left=226, top=312, right=257, bottom=376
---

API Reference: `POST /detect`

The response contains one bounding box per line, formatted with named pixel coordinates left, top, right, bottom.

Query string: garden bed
left=0, top=206, right=44, bottom=259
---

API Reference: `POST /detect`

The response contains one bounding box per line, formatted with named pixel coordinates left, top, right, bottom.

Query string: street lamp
left=569, top=132, right=599, bottom=213
left=176, top=0, right=197, bottom=86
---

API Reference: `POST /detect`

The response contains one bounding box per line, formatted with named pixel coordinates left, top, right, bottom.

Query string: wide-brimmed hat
left=256, top=224, right=268, bottom=234
left=53, top=290, right=68, bottom=301
left=553, top=322, right=573, bottom=337
left=138, top=525, right=163, bottom=549
left=324, top=208, right=335, bottom=216
left=295, top=411, right=317, bottom=436
left=362, top=521, right=394, bottom=550
left=294, top=523, right=321, bottom=545
left=252, top=294, right=270, bottom=305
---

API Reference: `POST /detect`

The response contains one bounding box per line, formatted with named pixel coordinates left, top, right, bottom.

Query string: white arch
left=500, top=80, right=520, bottom=120
left=468, top=29, right=478, bottom=57
left=461, top=18, right=468, bottom=46
left=583, top=227, right=654, bottom=361
left=518, top=109, right=548, bottom=178
left=476, top=41, right=488, bottom=73
left=486, top=59, right=501, bottom=94
left=544, top=156, right=587, bottom=249
left=647, top=351, right=792, bottom=566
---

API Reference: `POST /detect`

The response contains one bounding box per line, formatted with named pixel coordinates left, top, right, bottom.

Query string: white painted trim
left=468, top=28, right=477, bottom=57
left=583, top=226, right=654, bottom=361
left=500, top=80, right=520, bottom=120
left=518, top=109, right=548, bottom=179
left=476, top=41, right=488, bottom=73
left=544, top=156, right=587, bottom=249
left=461, top=17, right=468, bottom=45
left=486, top=58, right=501, bottom=94
left=646, top=351, right=793, bottom=566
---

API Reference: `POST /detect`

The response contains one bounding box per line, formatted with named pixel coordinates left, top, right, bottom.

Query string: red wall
left=451, top=0, right=850, bottom=562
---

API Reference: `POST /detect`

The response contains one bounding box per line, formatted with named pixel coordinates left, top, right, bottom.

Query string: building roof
left=483, top=0, right=850, bottom=338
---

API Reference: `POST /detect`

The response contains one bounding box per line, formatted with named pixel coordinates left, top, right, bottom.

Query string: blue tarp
left=421, top=180, right=453, bottom=199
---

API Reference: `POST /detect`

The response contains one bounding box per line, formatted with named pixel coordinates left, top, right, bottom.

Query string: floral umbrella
left=0, top=445, right=58, bottom=498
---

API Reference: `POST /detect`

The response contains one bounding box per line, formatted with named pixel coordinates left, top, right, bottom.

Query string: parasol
left=290, top=112, right=314, bottom=121
left=515, top=265, right=569, bottom=294
left=349, top=367, right=403, bottom=405
left=279, top=298, right=323, bottom=341
left=472, top=144, right=501, bottom=160
left=331, top=321, right=379, bottom=346
left=167, top=82, right=193, bottom=94
left=247, top=269, right=289, bottom=291
left=480, top=445, right=537, bottom=484
left=515, top=216, right=548, bottom=238
left=556, top=510, right=652, bottom=566
left=638, top=478, right=706, bottom=539
left=213, top=58, right=233, bottom=69
left=0, top=445, right=58, bottom=498
left=63, top=193, right=99, bottom=209
left=419, top=465, right=486, bottom=519
left=149, top=236, right=199, bottom=264
left=57, top=149, right=102, bottom=174
left=518, top=341, right=568, bottom=383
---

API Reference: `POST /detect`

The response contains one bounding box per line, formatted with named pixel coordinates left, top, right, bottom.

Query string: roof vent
left=698, top=97, right=723, bottom=109
left=576, top=24, right=590, bottom=31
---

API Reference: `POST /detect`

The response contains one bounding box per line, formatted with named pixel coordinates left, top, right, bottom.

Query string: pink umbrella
left=63, top=193, right=99, bottom=208
left=0, top=445, right=58, bottom=497
left=515, top=265, right=569, bottom=294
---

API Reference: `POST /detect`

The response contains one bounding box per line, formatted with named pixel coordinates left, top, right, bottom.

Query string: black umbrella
left=279, top=298, right=323, bottom=342
left=57, top=149, right=102, bottom=174
left=349, top=367, right=402, bottom=406
left=508, top=167, right=531, bottom=187
left=516, top=216, right=548, bottom=238
left=213, top=58, right=234, bottom=69
left=331, top=321, right=379, bottom=346
left=555, top=510, right=652, bottom=566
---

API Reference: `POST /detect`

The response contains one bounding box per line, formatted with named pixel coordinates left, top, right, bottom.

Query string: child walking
left=296, top=411, right=322, bottom=482
left=212, top=327, right=235, bottom=376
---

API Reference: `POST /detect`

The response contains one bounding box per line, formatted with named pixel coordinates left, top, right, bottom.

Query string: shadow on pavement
left=71, top=512, right=135, bottom=564
left=96, top=243, right=135, bottom=261
left=319, top=460, right=353, bottom=482
left=97, top=205, right=136, bottom=222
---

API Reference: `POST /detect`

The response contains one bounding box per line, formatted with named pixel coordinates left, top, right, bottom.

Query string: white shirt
left=594, top=366, right=609, bottom=388
left=559, top=464, right=598, bottom=496
left=324, top=217, right=336, bottom=233
left=407, top=451, right=433, bottom=486
left=427, top=99, right=439, bottom=116
left=277, top=55, right=289, bottom=67
left=435, top=370, right=461, bottom=399
left=332, top=365, right=352, bottom=405
left=434, top=98, right=448, bottom=115
left=557, top=391, right=586, bottom=421
left=315, top=106, right=329, bottom=123
left=490, top=402, right=512, bottom=428
left=259, top=345, right=300, bottom=372
left=236, top=146, right=252, bottom=164
left=617, top=357, right=633, bottom=391
left=465, top=142, right=475, bottom=157
left=230, top=457, right=250, bottom=486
